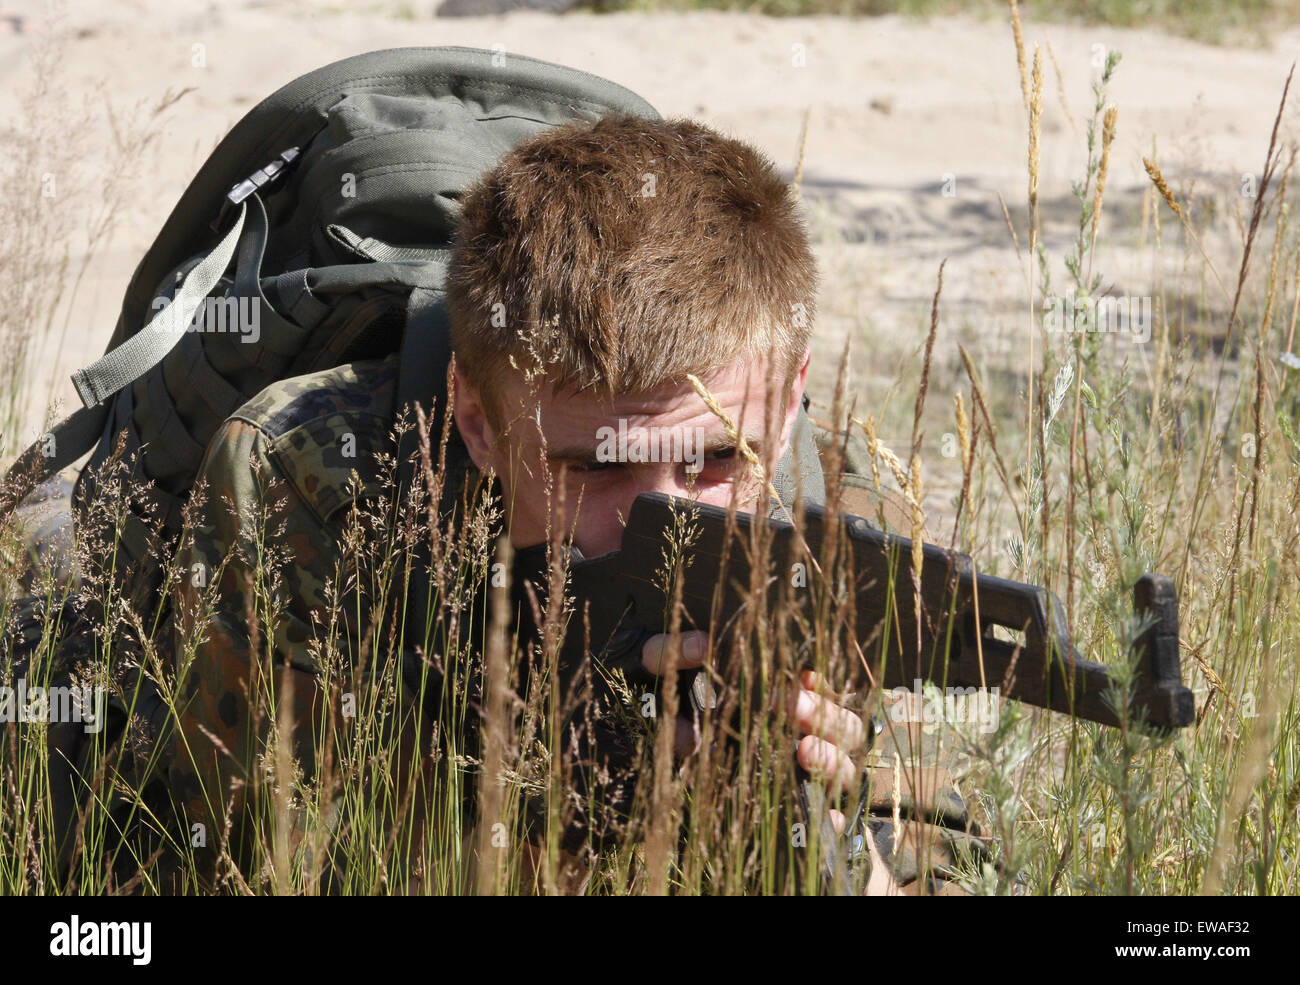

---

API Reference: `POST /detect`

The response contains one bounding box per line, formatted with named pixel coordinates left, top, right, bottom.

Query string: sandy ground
left=2, top=1, right=1298, bottom=528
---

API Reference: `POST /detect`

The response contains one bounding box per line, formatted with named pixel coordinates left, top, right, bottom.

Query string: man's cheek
left=556, top=480, right=607, bottom=541
left=708, top=471, right=761, bottom=510
left=578, top=491, right=634, bottom=555
left=560, top=477, right=596, bottom=520
left=694, top=484, right=735, bottom=510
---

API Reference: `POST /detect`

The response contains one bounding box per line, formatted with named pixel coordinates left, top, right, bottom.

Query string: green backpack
left=0, top=47, right=659, bottom=885
left=2, top=46, right=659, bottom=587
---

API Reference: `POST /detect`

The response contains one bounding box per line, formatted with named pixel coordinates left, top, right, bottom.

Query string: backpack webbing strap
left=2, top=200, right=252, bottom=516
left=70, top=200, right=250, bottom=409
left=274, top=268, right=331, bottom=329
left=327, top=223, right=452, bottom=266
left=0, top=403, right=111, bottom=516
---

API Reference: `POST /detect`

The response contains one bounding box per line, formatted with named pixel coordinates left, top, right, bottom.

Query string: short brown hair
left=446, top=115, right=817, bottom=418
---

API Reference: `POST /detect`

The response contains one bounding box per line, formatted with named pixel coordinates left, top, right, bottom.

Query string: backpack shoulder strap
left=395, top=288, right=463, bottom=481
left=71, top=202, right=251, bottom=409
left=394, top=287, right=479, bottom=659
left=0, top=200, right=251, bottom=516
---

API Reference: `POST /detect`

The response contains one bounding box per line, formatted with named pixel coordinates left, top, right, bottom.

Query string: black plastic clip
left=211, top=147, right=301, bottom=231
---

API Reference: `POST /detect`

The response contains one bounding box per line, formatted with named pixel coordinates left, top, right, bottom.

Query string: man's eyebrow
left=546, top=442, right=602, bottom=462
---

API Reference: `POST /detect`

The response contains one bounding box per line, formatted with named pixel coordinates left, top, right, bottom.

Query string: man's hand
left=640, top=632, right=867, bottom=834
left=639, top=630, right=709, bottom=760
left=792, top=669, right=866, bottom=835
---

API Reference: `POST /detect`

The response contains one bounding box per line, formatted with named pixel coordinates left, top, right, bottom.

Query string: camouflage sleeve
left=166, top=417, right=327, bottom=873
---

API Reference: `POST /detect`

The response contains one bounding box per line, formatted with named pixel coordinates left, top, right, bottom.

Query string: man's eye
left=574, top=460, right=614, bottom=473
left=701, top=447, right=739, bottom=470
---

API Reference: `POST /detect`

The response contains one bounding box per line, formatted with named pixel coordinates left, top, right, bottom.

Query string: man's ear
left=452, top=364, right=496, bottom=471
left=780, top=346, right=813, bottom=444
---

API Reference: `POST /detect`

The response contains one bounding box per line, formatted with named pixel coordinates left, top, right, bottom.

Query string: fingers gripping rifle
left=562, top=493, right=1195, bottom=889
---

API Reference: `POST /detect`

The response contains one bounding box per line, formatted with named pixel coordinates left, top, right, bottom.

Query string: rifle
left=560, top=492, right=1195, bottom=890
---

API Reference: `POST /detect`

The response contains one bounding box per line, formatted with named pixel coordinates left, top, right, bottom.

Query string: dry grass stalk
left=1288, top=213, right=1300, bottom=353
left=1008, top=0, right=1030, bottom=116
left=953, top=391, right=976, bottom=542
left=997, top=190, right=1024, bottom=268
left=1028, top=46, right=1043, bottom=229
left=908, top=451, right=924, bottom=655
left=1026, top=44, right=1043, bottom=554
left=1046, top=39, right=1076, bottom=132
left=1142, top=156, right=1186, bottom=224
left=476, top=535, right=513, bottom=896
left=912, top=258, right=945, bottom=459
left=1089, top=105, right=1119, bottom=254
left=792, top=107, right=811, bottom=201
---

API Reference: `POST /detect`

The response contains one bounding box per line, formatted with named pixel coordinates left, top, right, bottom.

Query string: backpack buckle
left=212, top=147, right=301, bottom=231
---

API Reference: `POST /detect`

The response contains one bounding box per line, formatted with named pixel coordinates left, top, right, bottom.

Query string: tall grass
left=2, top=8, right=1299, bottom=895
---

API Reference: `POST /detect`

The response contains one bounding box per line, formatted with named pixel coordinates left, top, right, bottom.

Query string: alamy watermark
left=1043, top=293, right=1152, bottom=344
left=595, top=420, right=707, bottom=473
left=886, top=678, right=1001, bottom=734
left=49, top=916, right=151, bottom=965
left=0, top=679, right=105, bottom=734
left=151, top=294, right=261, bottom=343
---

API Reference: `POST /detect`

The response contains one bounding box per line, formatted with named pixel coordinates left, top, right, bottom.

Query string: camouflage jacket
left=165, top=355, right=445, bottom=877
left=161, top=354, right=986, bottom=892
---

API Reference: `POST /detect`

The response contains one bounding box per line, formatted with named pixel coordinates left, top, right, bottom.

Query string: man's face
left=454, top=350, right=811, bottom=558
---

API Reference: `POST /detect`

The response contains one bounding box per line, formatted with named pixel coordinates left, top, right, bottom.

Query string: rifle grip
left=1133, top=573, right=1195, bottom=728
